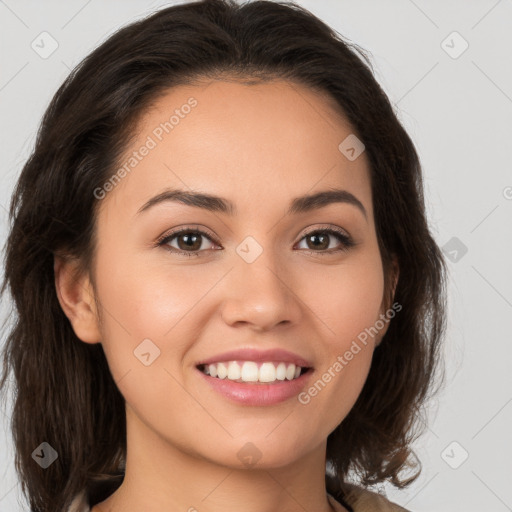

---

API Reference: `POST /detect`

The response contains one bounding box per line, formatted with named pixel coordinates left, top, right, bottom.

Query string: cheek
left=294, top=250, right=384, bottom=428
left=92, top=250, right=213, bottom=439
left=91, top=246, right=203, bottom=389
left=94, top=246, right=208, bottom=340
left=298, top=250, right=385, bottom=348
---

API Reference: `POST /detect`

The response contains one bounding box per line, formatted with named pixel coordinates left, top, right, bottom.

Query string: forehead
left=100, top=79, right=373, bottom=221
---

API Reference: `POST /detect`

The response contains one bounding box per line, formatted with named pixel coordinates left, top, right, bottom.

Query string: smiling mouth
left=197, top=361, right=312, bottom=384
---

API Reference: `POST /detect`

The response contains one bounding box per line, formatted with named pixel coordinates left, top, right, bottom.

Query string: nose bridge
left=220, top=236, right=300, bottom=329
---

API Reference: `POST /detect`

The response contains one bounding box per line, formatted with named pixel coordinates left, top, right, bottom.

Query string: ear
left=54, top=255, right=101, bottom=344
left=375, top=255, right=400, bottom=347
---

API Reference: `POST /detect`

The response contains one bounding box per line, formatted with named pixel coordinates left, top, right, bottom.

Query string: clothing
left=329, top=483, right=411, bottom=511
left=67, top=485, right=411, bottom=512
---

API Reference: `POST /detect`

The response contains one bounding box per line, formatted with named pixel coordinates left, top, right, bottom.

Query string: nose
left=219, top=250, right=302, bottom=332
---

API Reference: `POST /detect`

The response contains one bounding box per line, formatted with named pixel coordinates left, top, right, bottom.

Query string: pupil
left=309, top=233, right=328, bottom=250
left=177, top=232, right=330, bottom=252
left=180, top=233, right=200, bottom=250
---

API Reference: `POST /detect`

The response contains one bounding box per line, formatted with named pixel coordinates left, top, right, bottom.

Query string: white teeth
left=217, top=362, right=228, bottom=379
left=259, top=362, right=276, bottom=383
left=200, top=361, right=305, bottom=383
left=241, top=361, right=259, bottom=382
left=276, top=362, right=286, bottom=380
left=227, top=361, right=241, bottom=380
left=285, top=364, right=296, bottom=380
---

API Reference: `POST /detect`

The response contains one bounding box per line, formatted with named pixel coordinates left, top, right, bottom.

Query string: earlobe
left=54, top=255, right=101, bottom=344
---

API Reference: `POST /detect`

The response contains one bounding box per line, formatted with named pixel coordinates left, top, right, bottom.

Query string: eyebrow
left=137, top=187, right=367, bottom=220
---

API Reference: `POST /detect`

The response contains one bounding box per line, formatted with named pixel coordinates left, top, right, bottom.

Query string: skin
left=55, top=79, right=398, bottom=512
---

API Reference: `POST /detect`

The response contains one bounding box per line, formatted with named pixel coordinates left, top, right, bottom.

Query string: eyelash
left=156, top=225, right=355, bottom=258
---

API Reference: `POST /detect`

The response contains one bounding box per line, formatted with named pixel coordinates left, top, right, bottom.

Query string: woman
left=0, top=1, right=447, bottom=511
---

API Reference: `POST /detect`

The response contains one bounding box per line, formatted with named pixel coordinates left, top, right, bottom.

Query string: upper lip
left=196, top=348, right=313, bottom=368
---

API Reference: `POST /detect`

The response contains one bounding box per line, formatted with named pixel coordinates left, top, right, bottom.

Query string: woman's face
left=77, top=79, right=393, bottom=468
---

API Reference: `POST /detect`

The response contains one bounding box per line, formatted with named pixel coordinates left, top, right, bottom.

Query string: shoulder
left=329, top=482, right=412, bottom=512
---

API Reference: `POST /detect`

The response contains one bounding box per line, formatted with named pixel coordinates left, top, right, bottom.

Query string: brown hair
left=0, top=0, right=447, bottom=510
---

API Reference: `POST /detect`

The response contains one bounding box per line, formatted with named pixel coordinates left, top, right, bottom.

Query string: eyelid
left=156, top=223, right=356, bottom=255
left=298, top=223, right=351, bottom=239
left=157, top=223, right=352, bottom=243
left=298, top=225, right=356, bottom=253
left=155, top=224, right=219, bottom=246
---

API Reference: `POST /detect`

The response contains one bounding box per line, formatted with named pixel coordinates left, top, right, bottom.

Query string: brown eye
left=296, top=228, right=355, bottom=254
left=174, top=232, right=204, bottom=251
left=158, top=228, right=219, bottom=257
left=305, top=232, right=330, bottom=250
left=157, top=226, right=355, bottom=258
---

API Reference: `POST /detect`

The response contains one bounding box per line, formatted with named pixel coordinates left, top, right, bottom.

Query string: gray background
left=1, top=1, right=511, bottom=511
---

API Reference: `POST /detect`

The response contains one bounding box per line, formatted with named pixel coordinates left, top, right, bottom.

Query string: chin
left=202, top=437, right=313, bottom=470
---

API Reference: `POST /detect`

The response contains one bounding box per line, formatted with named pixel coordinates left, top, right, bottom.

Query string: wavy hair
left=0, top=0, right=447, bottom=510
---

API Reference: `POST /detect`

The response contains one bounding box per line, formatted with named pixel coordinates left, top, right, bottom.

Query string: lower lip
left=197, top=368, right=313, bottom=406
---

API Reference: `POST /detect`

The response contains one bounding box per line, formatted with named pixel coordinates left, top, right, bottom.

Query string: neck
left=94, top=407, right=343, bottom=512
